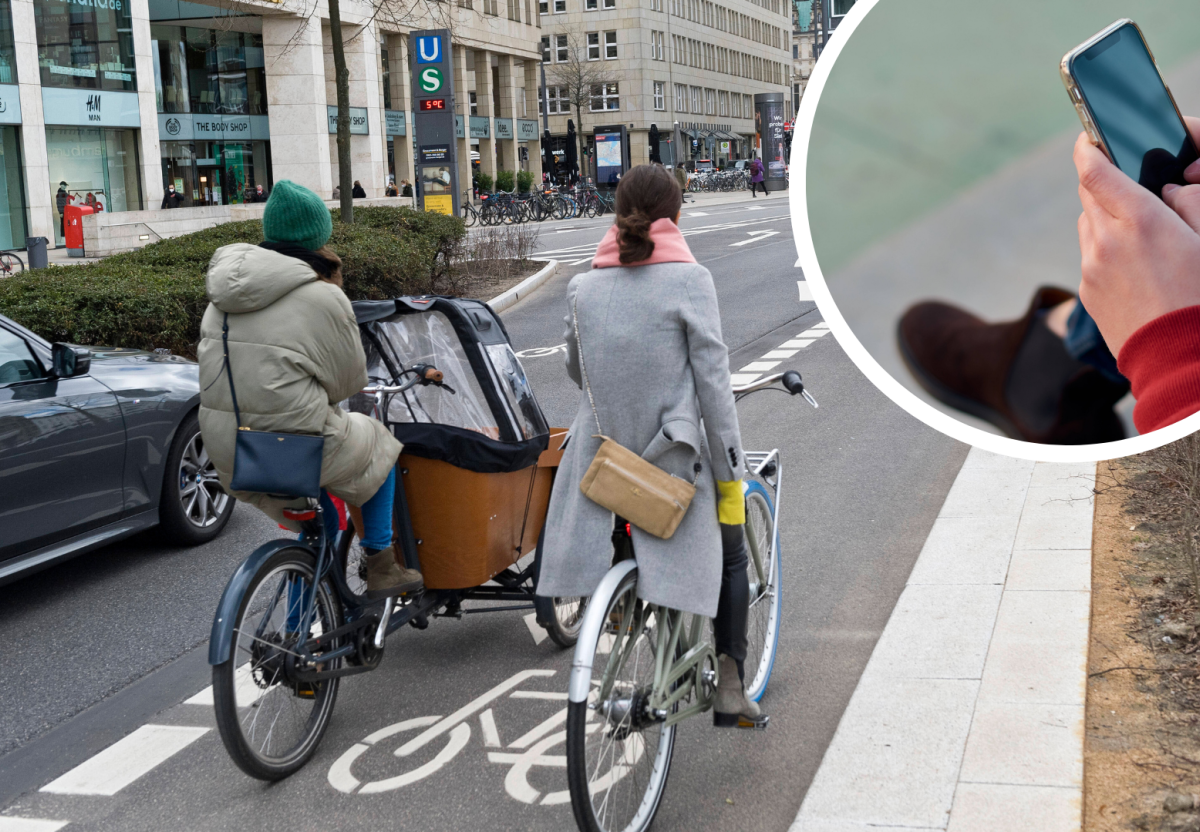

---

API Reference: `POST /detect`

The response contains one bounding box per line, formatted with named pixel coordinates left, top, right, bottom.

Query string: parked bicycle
left=0, top=250, right=25, bottom=276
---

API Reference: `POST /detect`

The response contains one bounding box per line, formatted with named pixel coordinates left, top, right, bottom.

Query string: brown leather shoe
left=897, top=287, right=1129, bottom=444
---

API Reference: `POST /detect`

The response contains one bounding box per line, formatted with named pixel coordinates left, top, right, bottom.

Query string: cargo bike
left=207, top=296, right=579, bottom=780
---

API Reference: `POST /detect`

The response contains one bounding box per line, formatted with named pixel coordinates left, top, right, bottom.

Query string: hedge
left=0, top=207, right=466, bottom=358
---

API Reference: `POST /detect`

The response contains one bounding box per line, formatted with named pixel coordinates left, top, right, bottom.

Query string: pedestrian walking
left=352, top=180, right=367, bottom=199
left=749, top=157, right=765, bottom=197
left=161, top=184, right=184, bottom=209
left=537, top=163, right=766, bottom=728
left=55, top=181, right=72, bottom=238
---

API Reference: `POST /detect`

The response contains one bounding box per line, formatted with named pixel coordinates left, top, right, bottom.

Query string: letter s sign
left=416, top=36, right=441, bottom=64
left=419, top=67, right=443, bottom=93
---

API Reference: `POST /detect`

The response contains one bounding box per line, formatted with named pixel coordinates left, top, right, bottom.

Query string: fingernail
left=1164, top=183, right=1181, bottom=198
left=1187, top=159, right=1200, bottom=177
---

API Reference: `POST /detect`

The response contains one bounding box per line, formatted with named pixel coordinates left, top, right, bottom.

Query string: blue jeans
left=1065, top=302, right=1126, bottom=384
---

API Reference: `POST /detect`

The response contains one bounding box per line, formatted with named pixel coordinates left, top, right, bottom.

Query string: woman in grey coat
left=538, top=164, right=764, bottom=727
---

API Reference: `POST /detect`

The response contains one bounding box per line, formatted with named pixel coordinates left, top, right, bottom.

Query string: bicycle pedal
left=739, top=714, right=769, bottom=730
left=294, top=683, right=317, bottom=699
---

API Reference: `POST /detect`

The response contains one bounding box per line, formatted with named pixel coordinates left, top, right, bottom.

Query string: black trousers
left=749, top=181, right=765, bottom=196
left=713, top=523, right=749, bottom=665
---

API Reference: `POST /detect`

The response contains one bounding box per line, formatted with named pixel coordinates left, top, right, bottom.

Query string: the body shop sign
left=159, top=114, right=270, bottom=142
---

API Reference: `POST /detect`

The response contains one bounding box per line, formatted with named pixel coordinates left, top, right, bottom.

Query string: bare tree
left=545, top=32, right=620, bottom=180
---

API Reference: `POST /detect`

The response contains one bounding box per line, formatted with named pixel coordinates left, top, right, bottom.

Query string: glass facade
left=0, top=0, right=14, bottom=84
left=0, top=127, right=25, bottom=249
left=47, top=127, right=141, bottom=244
left=151, top=25, right=267, bottom=115
left=35, top=0, right=137, bottom=92
left=152, top=24, right=271, bottom=205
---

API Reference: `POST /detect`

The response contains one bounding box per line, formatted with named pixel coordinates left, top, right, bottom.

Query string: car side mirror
left=51, top=343, right=91, bottom=378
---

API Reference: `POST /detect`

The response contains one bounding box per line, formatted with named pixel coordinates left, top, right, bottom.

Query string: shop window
left=47, top=127, right=142, bottom=244
left=0, top=127, right=24, bottom=250
left=653, top=81, right=664, bottom=111
left=151, top=25, right=267, bottom=116
left=36, top=0, right=136, bottom=92
left=604, top=31, right=617, bottom=59
left=589, top=83, right=618, bottom=112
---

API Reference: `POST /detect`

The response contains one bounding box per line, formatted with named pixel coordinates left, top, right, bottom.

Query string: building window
left=651, top=31, right=664, bottom=61
left=603, top=0, right=616, bottom=7
left=704, top=88, right=715, bottom=115
left=538, top=84, right=569, bottom=114
left=0, top=0, right=14, bottom=85
left=731, top=91, right=740, bottom=118
left=653, top=81, right=664, bottom=110
left=541, top=35, right=550, bottom=62
left=675, top=83, right=686, bottom=112
left=554, top=0, right=566, bottom=11
left=718, top=90, right=728, bottom=117
left=589, top=82, right=619, bottom=111
left=587, top=32, right=600, bottom=60
left=690, top=85, right=701, bottom=113
left=539, top=0, right=548, bottom=11
left=586, top=0, right=597, bottom=8
left=556, top=33, right=569, bottom=61
left=152, top=26, right=268, bottom=116
left=743, top=93, right=752, bottom=117
left=469, top=91, right=478, bottom=115
left=604, top=31, right=617, bottom=59
left=36, top=0, right=136, bottom=91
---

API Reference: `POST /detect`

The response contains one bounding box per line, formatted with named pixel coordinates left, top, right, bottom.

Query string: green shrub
left=495, top=170, right=515, bottom=192
left=0, top=207, right=467, bottom=358
left=516, top=170, right=534, bottom=193
left=475, top=171, right=493, bottom=193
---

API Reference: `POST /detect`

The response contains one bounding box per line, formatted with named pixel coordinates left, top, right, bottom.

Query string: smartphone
left=1061, top=19, right=1198, bottom=197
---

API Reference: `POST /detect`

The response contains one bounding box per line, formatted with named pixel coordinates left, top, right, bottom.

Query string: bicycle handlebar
left=733, top=370, right=818, bottom=408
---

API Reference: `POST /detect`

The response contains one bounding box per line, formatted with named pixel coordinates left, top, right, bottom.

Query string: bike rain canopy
left=353, top=297, right=550, bottom=473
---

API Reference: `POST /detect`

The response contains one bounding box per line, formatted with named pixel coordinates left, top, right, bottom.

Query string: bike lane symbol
left=327, top=669, right=555, bottom=795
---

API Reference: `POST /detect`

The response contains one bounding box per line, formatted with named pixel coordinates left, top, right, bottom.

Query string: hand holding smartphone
left=1061, top=19, right=1199, bottom=197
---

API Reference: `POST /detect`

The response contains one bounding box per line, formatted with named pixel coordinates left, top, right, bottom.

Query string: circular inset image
left=792, top=0, right=1200, bottom=460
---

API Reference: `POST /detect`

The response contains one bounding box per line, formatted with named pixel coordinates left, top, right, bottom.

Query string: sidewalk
left=681, top=186, right=788, bottom=211
left=793, top=448, right=1094, bottom=831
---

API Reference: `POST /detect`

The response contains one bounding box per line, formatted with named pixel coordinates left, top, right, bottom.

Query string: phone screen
left=1071, top=22, right=1198, bottom=196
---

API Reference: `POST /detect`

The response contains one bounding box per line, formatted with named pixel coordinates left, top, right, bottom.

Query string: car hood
left=85, top=347, right=199, bottom=395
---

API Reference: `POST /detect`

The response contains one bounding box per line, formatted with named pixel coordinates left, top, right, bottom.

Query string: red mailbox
left=64, top=204, right=93, bottom=257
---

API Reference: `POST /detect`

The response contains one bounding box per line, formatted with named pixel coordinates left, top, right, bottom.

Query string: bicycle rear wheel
left=0, top=252, right=24, bottom=275
left=742, top=483, right=781, bottom=702
left=212, top=547, right=342, bottom=780
left=567, top=568, right=675, bottom=832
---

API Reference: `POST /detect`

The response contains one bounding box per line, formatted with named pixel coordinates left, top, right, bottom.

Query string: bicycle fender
left=208, top=539, right=316, bottom=666
left=568, top=559, right=638, bottom=703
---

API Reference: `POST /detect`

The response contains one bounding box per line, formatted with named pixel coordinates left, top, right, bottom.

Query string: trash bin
left=25, top=236, right=48, bottom=269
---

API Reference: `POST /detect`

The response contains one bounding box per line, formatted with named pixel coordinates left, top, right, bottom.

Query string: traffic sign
left=419, top=67, right=443, bottom=93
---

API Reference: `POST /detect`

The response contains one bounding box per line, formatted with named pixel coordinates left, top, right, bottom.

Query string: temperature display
left=420, top=99, right=447, bottom=111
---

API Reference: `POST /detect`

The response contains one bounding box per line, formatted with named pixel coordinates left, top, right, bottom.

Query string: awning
left=684, top=128, right=700, bottom=139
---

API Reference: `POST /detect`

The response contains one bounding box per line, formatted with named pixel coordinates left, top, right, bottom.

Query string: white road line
left=0, top=819, right=70, bottom=832
left=762, top=349, right=799, bottom=360
left=185, top=663, right=265, bottom=708
left=508, top=708, right=569, bottom=750
left=479, top=708, right=502, bottom=748
left=686, top=211, right=709, bottom=216
left=746, top=205, right=765, bottom=210
left=813, top=322, right=830, bottom=329
left=523, top=612, right=548, bottom=645
left=798, top=280, right=813, bottom=302
left=41, top=725, right=209, bottom=796
left=798, top=328, right=828, bottom=338
left=730, top=373, right=761, bottom=386
left=779, top=339, right=816, bottom=349
left=730, top=230, right=780, bottom=247
left=795, top=257, right=803, bottom=267
left=739, top=361, right=781, bottom=373
left=564, top=257, right=593, bottom=265
left=510, top=691, right=569, bottom=700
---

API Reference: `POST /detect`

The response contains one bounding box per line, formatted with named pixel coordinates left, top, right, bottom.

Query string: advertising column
left=409, top=30, right=457, bottom=216
left=753, top=92, right=787, bottom=192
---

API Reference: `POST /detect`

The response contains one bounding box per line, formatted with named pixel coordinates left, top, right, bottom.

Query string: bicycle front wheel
left=567, top=568, right=675, bottom=832
left=212, top=547, right=343, bottom=780
left=742, top=482, right=781, bottom=702
left=0, top=252, right=24, bottom=275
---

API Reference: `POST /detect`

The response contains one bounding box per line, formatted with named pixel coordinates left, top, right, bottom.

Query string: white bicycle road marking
left=515, top=344, right=567, bottom=359
left=0, top=819, right=70, bottom=832
left=41, top=724, right=210, bottom=796
left=729, top=230, right=780, bottom=247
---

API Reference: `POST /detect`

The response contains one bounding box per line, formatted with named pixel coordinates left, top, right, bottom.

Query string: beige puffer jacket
left=197, top=244, right=402, bottom=522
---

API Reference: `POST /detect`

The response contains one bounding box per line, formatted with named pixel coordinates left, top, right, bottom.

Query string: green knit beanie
left=262, top=180, right=332, bottom=251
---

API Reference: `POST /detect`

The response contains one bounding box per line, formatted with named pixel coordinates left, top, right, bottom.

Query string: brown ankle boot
left=364, top=546, right=423, bottom=599
left=712, top=654, right=768, bottom=729
left=897, top=287, right=1129, bottom=444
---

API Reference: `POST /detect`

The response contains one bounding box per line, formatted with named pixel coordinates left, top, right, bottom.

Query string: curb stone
left=487, top=258, right=558, bottom=314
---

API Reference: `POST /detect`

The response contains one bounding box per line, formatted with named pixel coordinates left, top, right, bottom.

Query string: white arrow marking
left=730, top=230, right=780, bottom=247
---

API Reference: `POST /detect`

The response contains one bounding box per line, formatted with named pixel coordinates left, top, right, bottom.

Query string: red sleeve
left=1117, top=306, right=1200, bottom=433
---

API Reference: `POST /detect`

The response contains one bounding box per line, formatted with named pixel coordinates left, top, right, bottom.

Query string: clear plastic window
left=361, top=311, right=500, bottom=438
left=483, top=344, right=549, bottom=441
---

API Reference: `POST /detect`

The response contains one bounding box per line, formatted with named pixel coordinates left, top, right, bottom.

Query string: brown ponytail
left=614, top=164, right=683, bottom=265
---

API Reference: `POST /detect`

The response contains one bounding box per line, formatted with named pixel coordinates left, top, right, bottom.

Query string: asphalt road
left=0, top=197, right=968, bottom=831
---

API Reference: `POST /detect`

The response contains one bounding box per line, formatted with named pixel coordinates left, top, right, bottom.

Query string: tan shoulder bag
left=573, top=293, right=698, bottom=539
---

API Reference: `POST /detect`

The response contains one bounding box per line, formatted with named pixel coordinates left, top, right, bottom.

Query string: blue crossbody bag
left=223, top=313, right=325, bottom=498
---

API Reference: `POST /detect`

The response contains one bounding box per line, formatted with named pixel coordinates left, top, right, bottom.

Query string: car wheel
left=158, top=410, right=234, bottom=545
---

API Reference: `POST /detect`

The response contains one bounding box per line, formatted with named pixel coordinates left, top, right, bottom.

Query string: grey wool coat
left=537, top=262, right=746, bottom=618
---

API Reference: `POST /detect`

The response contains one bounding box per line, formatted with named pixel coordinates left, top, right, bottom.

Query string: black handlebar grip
left=782, top=370, right=804, bottom=396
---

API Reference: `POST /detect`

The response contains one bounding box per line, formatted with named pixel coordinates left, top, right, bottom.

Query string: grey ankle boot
left=713, top=654, right=768, bottom=729
left=364, top=546, right=423, bottom=599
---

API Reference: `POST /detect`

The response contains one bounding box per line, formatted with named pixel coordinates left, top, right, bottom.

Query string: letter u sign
left=417, top=36, right=441, bottom=64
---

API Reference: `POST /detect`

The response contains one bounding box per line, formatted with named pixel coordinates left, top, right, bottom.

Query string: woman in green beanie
left=196, top=180, right=422, bottom=598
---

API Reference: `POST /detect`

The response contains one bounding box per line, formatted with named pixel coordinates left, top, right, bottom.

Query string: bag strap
left=222, top=312, right=242, bottom=430
left=572, top=289, right=703, bottom=486
left=572, top=292, right=603, bottom=437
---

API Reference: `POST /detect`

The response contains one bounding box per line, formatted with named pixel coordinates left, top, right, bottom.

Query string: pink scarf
left=591, top=217, right=697, bottom=269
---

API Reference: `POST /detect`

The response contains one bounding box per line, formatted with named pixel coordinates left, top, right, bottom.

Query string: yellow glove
left=716, top=480, right=745, bottom=526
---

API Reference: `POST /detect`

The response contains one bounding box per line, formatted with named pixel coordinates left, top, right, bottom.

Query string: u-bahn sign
left=410, top=29, right=457, bottom=217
